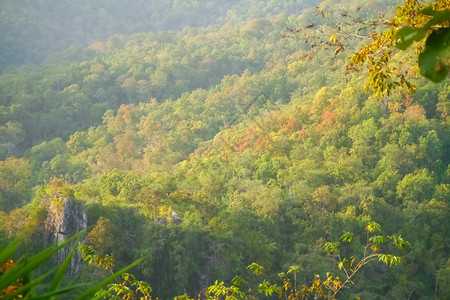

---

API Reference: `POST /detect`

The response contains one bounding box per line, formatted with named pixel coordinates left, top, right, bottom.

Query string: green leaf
left=2, top=268, right=55, bottom=300
left=396, top=27, right=427, bottom=50
left=122, top=272, right=135, bottom=282
left=73, top=257, right=144, bottom=300
left=420, top=7, right=435, bottom=16
left=421, top=9, right=450, bottom=28
left=369, top=235, right=385, bottom=245
left=231, top=276, right=246, bottom=286
left=247, top=262, right=264, bottom=276
left=419, top=28, right=450, bottom=82
left=287, top=265, right=300, bottom=274
left=378, top=254, right=401, bottom=266
left=391, top=234, right=411, bottom=249
left=378, top=254, right=389, bottom=265
left=257, top=280, right=276, bottom=296
left=0, top=236, right=22, bottom=266
left=340, top=232, right=354, bottom=243
left=365, top=222, right=381, bottom=233
left=27, top=285, right=85, bottom=300
left=0, top=231, right=84, bottom=293
left=48, top=244, right=77, bottom=293
left=324, top=242, right=340, bottom=253
left=389, top=256, right=402, bottom=266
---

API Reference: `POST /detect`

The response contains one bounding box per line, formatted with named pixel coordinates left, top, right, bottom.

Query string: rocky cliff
left=44, top=197, right=87, bottom=276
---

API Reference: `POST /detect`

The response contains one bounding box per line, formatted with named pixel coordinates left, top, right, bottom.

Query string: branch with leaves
left=78, top=244, right=152, bottom=300
left=191, top=222, right=410, bottom=300
left=349, top=0, right=449, bottom=97
left=78, top=244, right=115, bottom=271
left=0, top=231, right=143, bottom=300
left=317, top=221, right=410, bottom=299
left=94, top=273, right=152, bottom=300
left=284, top=0, right=449, bottom=97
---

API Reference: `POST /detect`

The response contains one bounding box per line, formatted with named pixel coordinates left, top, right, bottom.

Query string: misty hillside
left=0, top=0, right=320, bottom=72
left=0, top=0, right=449, bottom=299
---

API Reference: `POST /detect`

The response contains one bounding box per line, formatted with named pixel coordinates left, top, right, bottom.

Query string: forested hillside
left=0, top=0, right=449, bottom=299
left=0, top=0, right=319, bottom=72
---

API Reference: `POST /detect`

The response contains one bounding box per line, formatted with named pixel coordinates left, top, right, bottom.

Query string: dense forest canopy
left=0, top=0, right=449, bottom=299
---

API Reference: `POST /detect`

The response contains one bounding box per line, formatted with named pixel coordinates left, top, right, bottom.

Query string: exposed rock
left=44, top=197, right=87, bottom=276
left=156, top=216, right=168, bottom=225
left=155, top=211, right=182, bottom=225
left=171, top=210, right=183, bottom=225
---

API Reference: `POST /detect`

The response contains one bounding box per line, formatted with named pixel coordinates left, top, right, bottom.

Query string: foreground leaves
left=0, top=231, right=143, bottom=300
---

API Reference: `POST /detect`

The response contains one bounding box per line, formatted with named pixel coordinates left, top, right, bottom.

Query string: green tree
left=396, top=168, right=436, bottom=203
left=0, top=121, right=25, bottom=159
left=84, top=217, right=116, bottom=255
left=0, top=157, right=31, bottom=211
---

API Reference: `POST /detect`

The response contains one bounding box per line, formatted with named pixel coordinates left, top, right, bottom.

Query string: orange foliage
left=388, top=101, right=403, bottom=114
left=234, top=126, right=259, bottom=152
left=404, top=94, right=413, bottom=107
left=107, top=104, right=141, bottom=134
left=0, top=259, right=22, bottom=298
left=404, top=105, right=425, bottom=120
left=296, top=128, right=309, bottom=141
left=255, top=136, right=270, bottom=151
left=88, top=41, right=105, bottom=52
left=89, top=63, right=105, bottom=74
left=234, top=138, right=247, bottom=152
left=278, top=114, right=299, bottom=133
left=206, top=92, right=222, bottom=104
left=235, top=126, right=272, bottom=153
left=119, top=104, right=137, bottom=123
left=316, top=109, right=336, bottom=132
left=0, top=259, right=15, bottom=273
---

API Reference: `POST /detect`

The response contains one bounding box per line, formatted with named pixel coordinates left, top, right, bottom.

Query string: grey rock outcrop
left=171, top=211, right=183, bottom=225
left=156, top=211, right=183, bottom=225
left=44, top=197, right=87, bottom=276
left=156, top=216, right=168, bottom=225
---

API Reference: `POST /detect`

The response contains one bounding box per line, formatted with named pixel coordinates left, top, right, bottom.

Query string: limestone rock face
left=44, top=197, right=87, bottom=276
